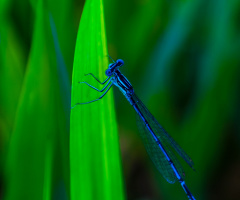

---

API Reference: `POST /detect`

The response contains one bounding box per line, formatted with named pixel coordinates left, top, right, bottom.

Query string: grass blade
left=70, top=0, right=125, bottom=199
left=5, top=1, right=56, bottom=199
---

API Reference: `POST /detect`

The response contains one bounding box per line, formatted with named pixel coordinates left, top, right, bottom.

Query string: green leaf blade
left=70, top=0, right=125, bottom=200
left=5, top=1, right=58, bottom=199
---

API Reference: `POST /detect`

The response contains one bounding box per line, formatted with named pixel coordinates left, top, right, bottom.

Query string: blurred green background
left=1, top=0, right=240, bottom=199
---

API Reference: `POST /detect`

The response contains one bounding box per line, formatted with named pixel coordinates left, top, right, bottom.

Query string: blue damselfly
left=72, top=59, right=196, bottom=200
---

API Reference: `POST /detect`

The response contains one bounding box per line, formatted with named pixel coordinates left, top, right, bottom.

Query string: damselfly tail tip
left=191, top=194, right=196, bottom=200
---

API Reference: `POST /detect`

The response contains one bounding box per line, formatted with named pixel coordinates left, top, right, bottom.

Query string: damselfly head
left=116, top=59, right=124, bottom=67
left=105, top=69, right=112, bottom=77
left=106, top=59, right=124, bottom=76
left=108, top=63, right=114, bottom=68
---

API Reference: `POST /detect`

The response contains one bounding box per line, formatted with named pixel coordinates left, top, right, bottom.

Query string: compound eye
left=105, top=69, right=112, bottom=76
left=116, top=59, right=124, bottom=66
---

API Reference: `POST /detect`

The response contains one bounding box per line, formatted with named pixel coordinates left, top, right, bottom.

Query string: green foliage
left=1, top=0, right=240, bottom=200
left=1, top=0, right=71, bottom=199
left=70, top=0, right=124, bottom=199
left=4, top=0, right=55, bottom=199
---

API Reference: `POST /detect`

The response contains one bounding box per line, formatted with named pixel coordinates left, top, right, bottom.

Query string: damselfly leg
left=84, top=73, right=110, bottom=84
left=71, top=84, right=113, bottom=108
left=79, top=78, right=112, bottom=92
left=71, top=73, right=113, bottom=108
